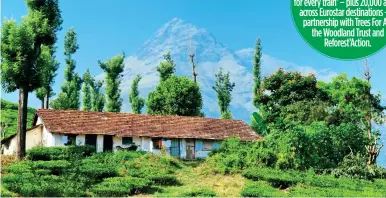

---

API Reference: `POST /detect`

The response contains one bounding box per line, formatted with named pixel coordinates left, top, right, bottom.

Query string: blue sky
left=2, top=0, right=385, bottom=107
left=2, top=0, right=386, bottom=165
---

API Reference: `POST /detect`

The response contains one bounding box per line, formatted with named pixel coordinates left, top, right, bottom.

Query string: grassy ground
left=2, top=150, right=386, bottom=197
left=150, top=161, right=245, bottom=197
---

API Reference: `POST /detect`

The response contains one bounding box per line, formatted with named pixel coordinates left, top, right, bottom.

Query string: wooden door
left=186, top=139, right=195, bottom=160
left=170, top=139, right=180, bottom=157
left=103, top=135, right=113, bottom=152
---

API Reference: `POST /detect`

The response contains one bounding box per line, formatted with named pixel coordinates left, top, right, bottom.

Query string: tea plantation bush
left=2, top=173, right=86, bottom=197
left=241, top=167, right=386, bottom=197
left=241, top=181, right=286, bottom=197
left=27, top=146, right=95, bottom=161
left=289, top=184, right=386, bottom=197
left=2, top=146, right=185, bottom=197
left=179, top=188, right=217, bottom=197
left=124, top=153, right=181, bottom=185
left=243, top=168, right=301, bottom=188
left=90, top=177, right=151, bottom=197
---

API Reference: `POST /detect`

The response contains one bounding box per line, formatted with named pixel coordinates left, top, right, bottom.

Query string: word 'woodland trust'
left=292, top=0, right=386, bottom=59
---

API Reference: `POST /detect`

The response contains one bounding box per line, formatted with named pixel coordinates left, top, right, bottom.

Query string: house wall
left=141, top=137, right=151, bottom=152
left=96, top=135, right=104, bottom=152
left=1, top=125, right=44, bottom=155
left=41, top=123, right=55, bottom=147
left=112, top=136, right=143, bottom=152
left=180, top=139, right=187, bottom=159
left=7, top=115, right=223, bottom=159
left=112, top=136, right=121, bottom=152
left=194, top=139, right=221, bottom=159
left=26, top=125, right=43, bottom=150
left=1, top=136, right=18, bottom=155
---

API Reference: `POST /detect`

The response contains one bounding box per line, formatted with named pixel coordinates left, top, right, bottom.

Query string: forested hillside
left=1, top=99, right=36, bottom=139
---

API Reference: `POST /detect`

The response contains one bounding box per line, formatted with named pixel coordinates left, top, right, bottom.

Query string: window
left=152, top=138, right=162, bottom=149
left=203, top=140, right=213, bottom=151
left=122, top=137, right=133, bottom=145
left=63, top=135, right=77, bottom=146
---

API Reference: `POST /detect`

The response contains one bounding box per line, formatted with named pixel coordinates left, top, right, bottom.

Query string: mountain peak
left=135, top=18, right=238, bottom=63
left=166, top=17, right=185, bottom=26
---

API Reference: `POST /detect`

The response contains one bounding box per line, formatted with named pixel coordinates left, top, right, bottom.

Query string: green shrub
left=34, top=169, right=52, bottom=176
left=147, top=173, right=179, bottom=185
left=27, top=146, right=95, bottom=161
left=31, top=160, right=71, bottom=175
left=90, top=177, right=151, bottom=197
left=66, top=145, right=95, bottom=158
left=1, top=186, right=18, bottom=197
left=4, top=161, right=32, bottom=174
left=206, top=138, right=278, bottom=174
left=79, top=162, right=118, bottom=181
left=289, top=184, right=385, bottom=197
left=243, top=168, right=301, bottom=188
left=123, top=153, right=181, bottom=185
left=332, top=152, right=386, bottom=180
left=27, top=147, right=67, bottom=161
left=2, top=173, right=84, bottom=197
left=241, top=181, right=286, bottom=197
left=125, top=165, right=179, bottom=185
left=86, top=150, right=144, bottom=164
left=179, top=188, right=217, bottom=197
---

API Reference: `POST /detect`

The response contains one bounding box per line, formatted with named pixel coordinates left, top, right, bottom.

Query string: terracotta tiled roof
left=35, top=109, right=261, bottom=141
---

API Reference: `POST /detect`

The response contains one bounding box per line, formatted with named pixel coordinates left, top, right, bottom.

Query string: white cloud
left=235, top=48, right=255, bottom=60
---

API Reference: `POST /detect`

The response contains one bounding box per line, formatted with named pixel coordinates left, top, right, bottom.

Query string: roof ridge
left=37, top=109, right=247, bottom=123
left=35, top=109, right=261, bottom=141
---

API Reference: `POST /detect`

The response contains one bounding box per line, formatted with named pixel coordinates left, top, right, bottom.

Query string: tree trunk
left=16, top=86, right=29, bottom=160
left=41, top=99, right=44, bottom=109
left=189, top=54, right=198, bottom=83
left=44, top=93, right=49, bottom=109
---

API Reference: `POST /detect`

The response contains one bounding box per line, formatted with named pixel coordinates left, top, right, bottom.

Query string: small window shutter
left=122, top=137, right=133, bottom=145
left=196, top=140, right=203, bottom=151
left=213, top=141, right=220, bottom=150
left=62, top=136, right=68, bottom=145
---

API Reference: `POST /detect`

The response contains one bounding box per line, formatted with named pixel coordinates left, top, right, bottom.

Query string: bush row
left=241, top=181, right=286, bottom=197
left=3, top=147, right=182, bottom=197
left=27, top=146, right=95, bottom=161
left=179, top=188, right=217, bottom=197
left=124, top=153, right=181, bottom=185
left=242, top=167, right=386, bottom=195
left=90, top=177, right=151, bottom=197
left=2, top=173, right=86, bottom=197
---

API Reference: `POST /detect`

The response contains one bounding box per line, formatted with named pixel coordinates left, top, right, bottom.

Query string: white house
left=1, top=109, right=261, bottom=159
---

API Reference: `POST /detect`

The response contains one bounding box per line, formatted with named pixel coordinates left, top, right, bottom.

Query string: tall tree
left=212, top=67, right=235, bottom=119
left=82, top=69, right=93, bottom=111
left=362, top=59, right=385, bottom=165
left=147, top=76, right=202, bottom=116
left=256, top=69, right=329, bottom=131
left=318, top=73, right=385, bottom=166
left=51, top=28, right=82, bottom=110
left=252, top=38, right=262, bottom=107
left=156, top=52, right=176, bottom=82
left=35, top=46, right=59, bottom=109
left=1, top=0, right=62, bottom=160
left=99, top=53, right=125, bottom=112
left=91, top=80, right=105, bottom=112
left=189, top=54, right=198, bottom=83
left=129, top=74, right=145, bottom=114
